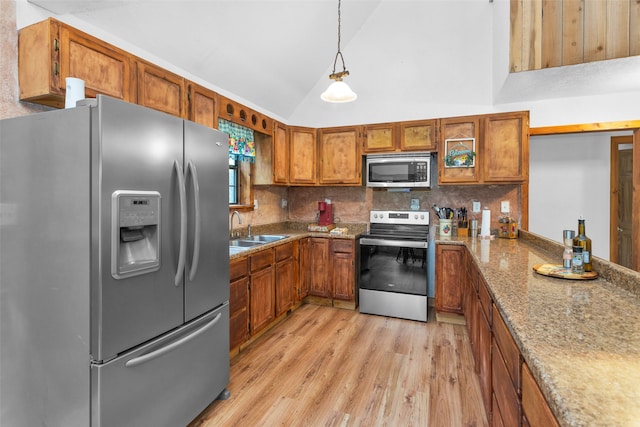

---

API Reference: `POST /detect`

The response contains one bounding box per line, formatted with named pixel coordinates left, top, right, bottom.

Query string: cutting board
left=532, top=264, right=598, bottom=280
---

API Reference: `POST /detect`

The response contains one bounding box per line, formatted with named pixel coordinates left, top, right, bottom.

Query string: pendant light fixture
left=321, top=0, right=357, bottom=103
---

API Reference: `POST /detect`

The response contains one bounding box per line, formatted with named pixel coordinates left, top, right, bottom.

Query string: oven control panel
left=370, top=210, right=429, bottom=225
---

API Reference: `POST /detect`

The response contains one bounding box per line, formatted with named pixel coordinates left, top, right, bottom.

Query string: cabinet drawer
left=230, top=257, right=249, bottom=282
left=250, top=249, right=274, bottom=273
left=331, top=239, right=354, bottom=253
left=522, top=363, right=559, bottom=427
left=331, top=239, right=353, bottom=253
left=275, top=242, right=294, bottom=262
left=478, top=277, right=492, bottom=325
left=492, top=337, right=521, bottom=427
left=493, top=304, right=520, bottom=389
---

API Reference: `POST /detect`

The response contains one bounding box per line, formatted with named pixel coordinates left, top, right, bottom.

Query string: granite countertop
left=228, top=221, right=366, bottom=260
left=436, top=232, right=640, bottom=427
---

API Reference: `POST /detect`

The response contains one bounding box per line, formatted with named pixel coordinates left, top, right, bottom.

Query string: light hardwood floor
left=189, top=304, right=488, bottom=427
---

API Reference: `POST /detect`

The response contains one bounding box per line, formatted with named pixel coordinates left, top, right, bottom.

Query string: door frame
left=530, top=120, right=640, bottom=271
left=610, top=136, right=633, bottom=266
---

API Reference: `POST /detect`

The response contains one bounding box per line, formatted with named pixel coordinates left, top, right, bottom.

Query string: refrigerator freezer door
left=184, top=121, right=230, bottom=321
left=94, top=96, right=184, bottom=361
left=1, top=107, right=92, bottom=427
left=91, top=304, right=230, bottom=427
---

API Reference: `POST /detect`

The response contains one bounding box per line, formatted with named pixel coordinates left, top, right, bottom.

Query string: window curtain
left=218, top=118, right=256, bottom=163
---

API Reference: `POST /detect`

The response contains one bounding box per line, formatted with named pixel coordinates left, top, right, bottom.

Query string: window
left=229, top=157, right=238, bottom=204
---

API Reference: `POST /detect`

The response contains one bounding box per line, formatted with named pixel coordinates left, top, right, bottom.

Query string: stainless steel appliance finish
left=0, top=96, right=230, bottom=427
left=359, top=210, right=429, bottom=322
left=365, top=152, right=431, bottom=188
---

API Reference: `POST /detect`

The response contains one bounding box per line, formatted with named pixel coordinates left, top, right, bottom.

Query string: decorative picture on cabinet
left=444, top=138, right=476, bottom=168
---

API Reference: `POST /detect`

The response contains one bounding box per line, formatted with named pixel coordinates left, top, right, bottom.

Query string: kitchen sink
left=228, top=235, right=289, bottom=254
left=229, top=246, right=246, bottom=255
left=229, top=239, right=264, bottom=248
left=244, top=234, right=288, bottom=243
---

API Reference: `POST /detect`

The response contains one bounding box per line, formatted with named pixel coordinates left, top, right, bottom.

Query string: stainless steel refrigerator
left=0, top=95, right=230, bottom=426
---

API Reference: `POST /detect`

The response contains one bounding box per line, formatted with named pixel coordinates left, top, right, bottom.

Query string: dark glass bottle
left=573, top=219, right=593, bottom=272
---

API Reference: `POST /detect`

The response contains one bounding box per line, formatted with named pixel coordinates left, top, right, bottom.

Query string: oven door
left=359, top=237, right=428, bottom=321
left=359, top=237, right=428, bottom=295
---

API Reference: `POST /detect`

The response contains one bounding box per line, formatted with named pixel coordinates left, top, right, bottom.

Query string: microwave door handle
left=124, top=312, right=222, bottom=368
left=174, top=160, right=187, bottom=287
left=186, top=160, right=201, bottom=282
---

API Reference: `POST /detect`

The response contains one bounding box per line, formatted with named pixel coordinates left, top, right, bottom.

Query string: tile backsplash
left=286, top=184, right=521, bottom=231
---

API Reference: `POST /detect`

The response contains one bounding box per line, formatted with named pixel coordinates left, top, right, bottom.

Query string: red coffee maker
left=318, top=201, right=334, bottom=226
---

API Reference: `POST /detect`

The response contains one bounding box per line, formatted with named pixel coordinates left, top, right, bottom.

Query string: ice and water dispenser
left=111, top=190, right=161, bottom=279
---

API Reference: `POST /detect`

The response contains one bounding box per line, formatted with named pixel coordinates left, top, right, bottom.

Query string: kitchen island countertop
left=436, top=232, right=640, bottom=427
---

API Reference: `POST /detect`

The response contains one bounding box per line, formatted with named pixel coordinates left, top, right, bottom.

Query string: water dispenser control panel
left=111, top=190, right=161, bottom=279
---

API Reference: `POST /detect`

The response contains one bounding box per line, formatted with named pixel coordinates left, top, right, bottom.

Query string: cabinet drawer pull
left=53, top=62, right=59, bottom=76
left=53, top=38, right=59, bottom=51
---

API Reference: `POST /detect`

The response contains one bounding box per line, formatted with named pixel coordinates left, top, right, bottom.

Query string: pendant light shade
left=321, top=80, right=357, bottom=103
left=322, top=0, right=357, bottom=103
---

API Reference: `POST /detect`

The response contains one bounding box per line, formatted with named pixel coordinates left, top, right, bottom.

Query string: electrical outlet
left=281, top=198, right=288, bottom=209
left=501, top=201, right=510, bottom=214
left=472, top=201, right=481, bottom=213
left=254, top=199, right=258, bottom=209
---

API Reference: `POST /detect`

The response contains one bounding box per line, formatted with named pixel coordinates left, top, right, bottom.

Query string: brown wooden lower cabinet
left=308, top=237, right=358, bottom=307
left=309, top=238, right=331, bottom=298
left=465, top=260, right=492, bottom=419
left=331, top=239, right=355, bottom=301
left=492, top=338, right=521, bottom=427
left=298, top=238, right=310, bottom=301
left=435, top=244, right=465, bottom=314
left=229, top=257, right=249, bottom=351
left=522, top=363, right=560, bottom=427
left=492, top=395, right=506, bottom=427
left=249, top=249, right=275, bottom=335
left=477, top=303, right=492, bottom=415
left=275, top=242, right=296, bottom=316
left=455, top=244, right=558, bottom=426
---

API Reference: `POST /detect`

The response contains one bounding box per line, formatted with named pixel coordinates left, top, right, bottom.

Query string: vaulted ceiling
left=22, top=0, right=640, bottom=128
left=27, top=0, right=390, bottom=120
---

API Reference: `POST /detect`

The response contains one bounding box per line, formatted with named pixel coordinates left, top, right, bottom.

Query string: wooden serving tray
left=532, top=263, right=598, bottom=280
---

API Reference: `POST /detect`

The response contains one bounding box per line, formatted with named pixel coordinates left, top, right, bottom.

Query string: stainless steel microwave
left=365, top=153, right=431, bottom=188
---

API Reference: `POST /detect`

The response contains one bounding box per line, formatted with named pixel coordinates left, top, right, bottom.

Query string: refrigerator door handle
left=124, top=312, right=222, bottom=368
left=186, top=160, right=201, bottom=282
left=174, top=159, right=187, bottom=287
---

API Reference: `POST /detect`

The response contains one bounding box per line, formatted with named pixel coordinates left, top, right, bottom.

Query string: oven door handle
left=359, top=237, right=427, bottom=249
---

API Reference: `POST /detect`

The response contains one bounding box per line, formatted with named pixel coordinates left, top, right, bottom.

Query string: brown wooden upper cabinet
left=363, top=123, right=395, bottom=153
left=439, top=115, right=481, bottom=184
left=318, top=126, right=362, bottom=185
left=483, top=112, right=529, bottom=182
left=187, top=82, right=219, bottom=129
left=19, top=18, right=135, bottom=108
left=362, top=119, right=438, bottom=153
left=289, top=126, right=317, bottom=185
left=136, top=61, right=186, bottom=117
left=272, top=121, right=289, bottom=184
left=399, top=119, right=438, bottom=151
left=439, top=111, right=529, bottom=185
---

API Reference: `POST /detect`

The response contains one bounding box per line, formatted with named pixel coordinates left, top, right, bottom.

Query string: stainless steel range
left=359, top=210, right=429, bottom=322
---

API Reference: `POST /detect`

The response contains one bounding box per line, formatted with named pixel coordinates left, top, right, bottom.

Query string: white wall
left=289, top=0, right=496, bottom=126
left=529, top=132, right=633, bottom=260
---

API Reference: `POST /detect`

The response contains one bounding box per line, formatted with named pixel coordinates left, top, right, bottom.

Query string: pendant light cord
left=331, top=0, right=349, bottom=78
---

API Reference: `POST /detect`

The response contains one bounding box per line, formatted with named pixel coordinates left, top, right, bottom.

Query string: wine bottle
left=573, top=218, right=593, bottom=272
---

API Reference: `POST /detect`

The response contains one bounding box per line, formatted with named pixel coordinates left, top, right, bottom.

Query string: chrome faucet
left=230, top=210, right=242, bottom=238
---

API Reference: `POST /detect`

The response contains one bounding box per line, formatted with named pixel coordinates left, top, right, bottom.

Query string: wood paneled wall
left=510, top=0, right=640, bottom=72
